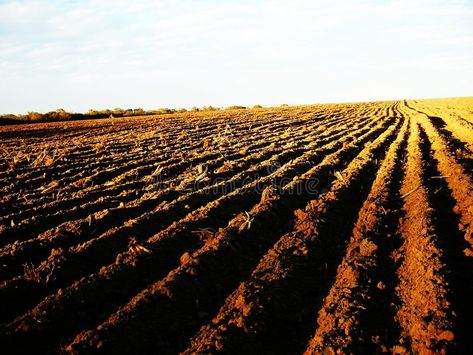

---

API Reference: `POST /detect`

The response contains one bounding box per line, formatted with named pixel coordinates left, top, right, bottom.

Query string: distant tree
left=27, top=112, right=44, bottom=121
left=134, top=108, right=145, bottom=115
left=202, top=106, right=219, bottom=111
left=157, top=108, right=175, bottom=114
left=123, top=109, right=135, bottom=116
left=98, top=109, right=113, bottom=117
left=225, top=105, right=247, bottom=110
left=56, top=109, right=72, bottom=120
left=0, top=114, right=18, bottom=120
left=87, top=109, right=99, bottom=116
left=113, top=108, right=124, bottom=116
left=0, top=114, right=20, bottom=124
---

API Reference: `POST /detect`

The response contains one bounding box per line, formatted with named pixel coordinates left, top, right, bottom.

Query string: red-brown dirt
left=0, top=99, right=472, bottom=354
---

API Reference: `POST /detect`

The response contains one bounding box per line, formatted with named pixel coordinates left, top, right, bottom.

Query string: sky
left=0, top=0, right=472, bottom=114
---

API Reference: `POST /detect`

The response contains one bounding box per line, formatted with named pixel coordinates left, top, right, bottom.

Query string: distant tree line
left=0, top=108, right=179, bottom=124
left=0, top=105, right=265, bottom=125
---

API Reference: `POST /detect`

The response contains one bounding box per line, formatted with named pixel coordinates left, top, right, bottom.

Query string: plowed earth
left=1, top=98, right=472, bottom=354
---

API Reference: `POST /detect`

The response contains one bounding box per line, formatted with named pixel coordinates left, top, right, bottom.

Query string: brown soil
left=0, top=99, right=472, bottom=354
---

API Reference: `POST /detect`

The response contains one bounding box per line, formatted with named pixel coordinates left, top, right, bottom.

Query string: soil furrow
left=391, top=117, right=454, bottom=353
left=64, top=112, right=398, bottom=354
left=0, top=114, right=377, bottom=324
left=304, top=110, right=409, bottom=353
left=182, top=110, right=401, bottom=355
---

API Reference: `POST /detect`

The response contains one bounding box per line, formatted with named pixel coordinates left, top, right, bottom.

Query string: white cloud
left=0, top=0, right=472, bottom=113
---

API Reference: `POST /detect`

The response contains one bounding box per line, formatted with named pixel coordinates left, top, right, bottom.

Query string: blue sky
left=0, top=0, right=472, bottom=114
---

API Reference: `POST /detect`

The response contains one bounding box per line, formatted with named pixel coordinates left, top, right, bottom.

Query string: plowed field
left=1, top=98, right=472, bottom=354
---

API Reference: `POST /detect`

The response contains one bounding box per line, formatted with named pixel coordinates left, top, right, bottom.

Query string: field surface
left=1, top=98, right=472, bottom=354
